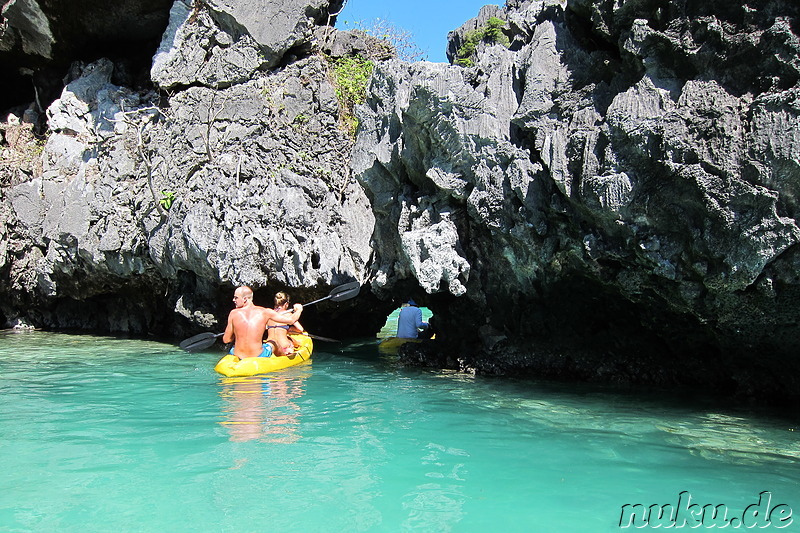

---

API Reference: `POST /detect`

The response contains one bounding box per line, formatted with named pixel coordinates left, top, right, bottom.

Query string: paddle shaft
left=178, top=282, right=358, bottom=351
left=289, top=330, right=340, bottom=343
left=303, top=294, right=334, bottom=307
left=302, top=281, right=360, bottom=307
left=179, top=332, right=223, bottom=352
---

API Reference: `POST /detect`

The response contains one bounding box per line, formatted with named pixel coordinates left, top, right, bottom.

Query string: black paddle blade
left=303, top=281, right=362, bottom=307
left=179, top=332, right=222, bottom=352
left=328, top=281, right=361, bottom=302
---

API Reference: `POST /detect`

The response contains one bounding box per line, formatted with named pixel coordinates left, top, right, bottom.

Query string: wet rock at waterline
left=2, top=0, right=800, bottom=405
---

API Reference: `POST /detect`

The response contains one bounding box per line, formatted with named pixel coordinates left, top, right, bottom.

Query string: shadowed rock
left=2, top=0, right=800, bottom=405
left=354, top=0, right=800, bottom=404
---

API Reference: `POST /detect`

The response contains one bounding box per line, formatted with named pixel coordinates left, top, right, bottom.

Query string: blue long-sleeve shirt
left=397, top=305, right=428, bottom=338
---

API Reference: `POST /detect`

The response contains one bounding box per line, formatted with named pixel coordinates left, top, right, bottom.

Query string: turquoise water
left=1, top=330, right=798, bottom=532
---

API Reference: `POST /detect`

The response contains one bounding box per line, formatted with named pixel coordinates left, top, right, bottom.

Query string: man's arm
left=222, top=310, right=235, bottom=343
left=415, top=308, right=428, bottom=329
left=269, top=305, right=303, bottom=325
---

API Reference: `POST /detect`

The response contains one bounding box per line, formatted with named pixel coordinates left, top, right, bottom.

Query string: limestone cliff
left=1, top=0, right=799, bottom=404
left=352, top=0, right=800, bottom=403
left=0, top=0, right=374, bottom=337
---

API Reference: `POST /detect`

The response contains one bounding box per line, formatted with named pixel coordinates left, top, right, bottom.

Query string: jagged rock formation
left=1, top=0, right=800, bottom=404
left=0, top=0, right=376, bottom=337
left=1, top=0, right=174, bottom=113
left=353, top=0, right=800, bottom=403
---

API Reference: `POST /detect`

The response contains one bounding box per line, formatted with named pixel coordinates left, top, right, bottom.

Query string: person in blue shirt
left=397, top=299, right=428, bottom=339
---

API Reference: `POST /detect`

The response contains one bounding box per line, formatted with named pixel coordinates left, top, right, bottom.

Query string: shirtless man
left=222, top=286, right=303, bottom=358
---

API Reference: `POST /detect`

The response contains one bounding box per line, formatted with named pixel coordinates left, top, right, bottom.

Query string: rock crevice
left=1, top=0, right=800, bottom=404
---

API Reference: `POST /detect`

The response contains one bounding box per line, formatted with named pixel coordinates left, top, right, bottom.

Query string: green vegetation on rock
left=328, top=55, right=374, bottom=137
left=455, top=17, right=510, bottom=67
left=159, top=190, right=176, bottom=211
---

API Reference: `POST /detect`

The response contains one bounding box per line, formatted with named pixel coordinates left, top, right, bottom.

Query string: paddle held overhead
left=178, top=281, right=360, bottom=352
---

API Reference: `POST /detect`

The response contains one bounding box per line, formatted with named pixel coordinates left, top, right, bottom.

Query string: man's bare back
left=223, top=286, right=303, bottom=358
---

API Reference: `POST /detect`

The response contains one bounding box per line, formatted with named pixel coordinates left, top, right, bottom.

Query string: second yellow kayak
left=378, top=336, right=423, bottom=354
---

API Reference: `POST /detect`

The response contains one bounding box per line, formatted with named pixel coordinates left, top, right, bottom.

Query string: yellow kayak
left=214, top=334, right=313, bottom=377
left=378, top=336, right=423, bottom=354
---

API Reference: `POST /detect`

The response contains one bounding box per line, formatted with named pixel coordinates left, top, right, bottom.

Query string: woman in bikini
left=266, top=291, right=305, bottom=356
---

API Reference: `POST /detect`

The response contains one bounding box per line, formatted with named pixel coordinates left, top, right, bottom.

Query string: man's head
left=233, top=286, right=254, bottom=308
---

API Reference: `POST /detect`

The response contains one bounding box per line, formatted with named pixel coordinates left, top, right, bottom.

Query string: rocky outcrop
left=353, top=0, right=800, bottom=403
left=2, top=0, right=800, bottom=405
left=0, top=0, right=374, bottom=337
left=0, top=0, right=174, bottom=112
left=151, top=0, right=342, bottom=88
left=0, top=0, right=344, bottom=118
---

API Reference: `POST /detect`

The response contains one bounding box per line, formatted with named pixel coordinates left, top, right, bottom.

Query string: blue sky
left=336, top=0, right=501, bottom=63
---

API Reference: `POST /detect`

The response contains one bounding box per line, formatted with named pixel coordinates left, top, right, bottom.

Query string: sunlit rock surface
left=354, top=0, right=800, bottom=403
left=0, top=0, right=372, bottom=337
left=1, top=0, right=800, bottom=404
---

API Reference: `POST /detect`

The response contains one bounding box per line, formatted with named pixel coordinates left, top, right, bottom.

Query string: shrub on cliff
left=341, top=18, right=426, bottom=62
left=455, top=16, right=510, bottom=67
left=328, top=55, right=374, bottom=137
left=0, top=116, right=44, bottom=187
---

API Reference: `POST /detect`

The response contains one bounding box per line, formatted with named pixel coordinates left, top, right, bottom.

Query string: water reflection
left=657, top=412, right=800, bottom=464
left=401, top=442, right=469, bottom=530
left=218, top=371, right=308, bottom=443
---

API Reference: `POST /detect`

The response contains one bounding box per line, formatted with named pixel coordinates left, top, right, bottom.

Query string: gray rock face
left=1, top=0, right=173, bottom=63
left=0, top=0, right=174, bottom=112
left=151, top=0, right=341, bottom=88
left=203, top=0, right=334, bottom=64
left=151, top=0, right=264, bottom=89
left=2, top=0, right=800, bottom=404
left=1, top=0, right=371, bottom=336
left=2, top=0, right=55, bottom=59
left=354, top=0, right=800, bottom=402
